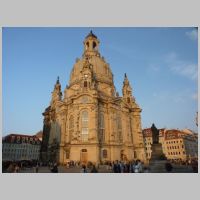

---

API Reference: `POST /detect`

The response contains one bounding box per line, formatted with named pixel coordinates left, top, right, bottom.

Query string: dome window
left=86, top=42, right=89, bottom=50
left=93, top=41, right=97, bottom=50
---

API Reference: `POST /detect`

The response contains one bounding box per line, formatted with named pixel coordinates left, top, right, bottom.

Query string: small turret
left=51, top=76, right=62, bottom=105
left=122, top=73, right=133, bottom=104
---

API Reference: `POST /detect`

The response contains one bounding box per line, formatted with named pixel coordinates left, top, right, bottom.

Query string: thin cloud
left=153, top=90, right=197, bottom=103
left=186, top=29, right=198, bottom=41
left=149, top=64, right=160, bottom=72
left=105, top=43, right=136, bottom=60
left=191, top=93, right=198, bottom=101
left=165, top=52, right=198, bottom=81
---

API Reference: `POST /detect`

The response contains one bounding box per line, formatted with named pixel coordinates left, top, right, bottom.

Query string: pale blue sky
left=2, top=27, right=198, bottom=136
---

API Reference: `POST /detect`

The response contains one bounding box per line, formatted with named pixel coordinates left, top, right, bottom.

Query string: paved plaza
left=18, top=164, right=194, bottom=173
left=19, top=165, right=111, bottom=173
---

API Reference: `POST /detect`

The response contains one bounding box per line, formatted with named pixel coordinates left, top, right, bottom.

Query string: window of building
left=84, top=81, right=87, bottom=88
left=99, top=113, right=105, bottom=142
left=86, top=42, right=89, bottom=50
left=81, top=110, right=89, bottom=142
left=93, top=41, right=96, bottom=49
left=102, top=149, right=107, bottom=158
left=69, top=115, right=74, bottom=140
left=65, top=149, right=70, bottom=159
left=117, top=114, right=122, bottom=141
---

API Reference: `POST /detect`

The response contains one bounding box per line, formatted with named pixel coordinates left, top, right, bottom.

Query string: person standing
left=35, top=163, right=39, bottom=173
left=134, top=160, right=140, bottom=173
left=90, top=164, right=98, bottom=173
left=138, top=160, right=143, bottom=173
left=165, top=161, right=173, bottom=172
left=113, top=161, right=119, bottom=173
left=51, top=163, right=58, bottom=173
left=14, top=164, right=20, bottom=173
left=81, top=165, right=87, bottom=173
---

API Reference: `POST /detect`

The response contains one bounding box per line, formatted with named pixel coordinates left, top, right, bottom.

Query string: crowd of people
left=79, top=159, right=148, bottom=173
left=2, top=160, right=40, bottom=173
left=2, top=158, right=198, bottom=173
left=110, top=160, right=145, bottom=173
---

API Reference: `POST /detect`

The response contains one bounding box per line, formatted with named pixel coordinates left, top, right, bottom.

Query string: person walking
left=90, top=164, right=98, bottom=173
left=81, top=165, right=87, bottom=173
left=14, top=164, right=20, bottom=173
left=134, top=160, right=140, bottom=173
left=119, top=161, right=124, bottom=173
left=138, top=160, right=143, bottom=173
left=131, top=161, right=136, bottom=173
left=51, top=163, right=58, bottom=173
left=165, top=161, right=173, bottom=172
left=35, top=163, right=39, bottom=173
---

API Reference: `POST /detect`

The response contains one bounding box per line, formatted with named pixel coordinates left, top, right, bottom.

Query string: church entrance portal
left=80, top=149, right=88, bottom=164
left=120, top=150, right=127, bottom=161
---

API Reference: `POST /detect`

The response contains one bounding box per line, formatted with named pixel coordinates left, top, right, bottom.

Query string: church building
left=40, top=31, right=146, bottom=164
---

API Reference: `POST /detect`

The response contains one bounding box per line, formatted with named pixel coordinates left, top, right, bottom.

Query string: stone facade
left=143, top=128, right=198, bottom=161
left=41, top=31, right=146, bottom=164
left=2, top=134, right=41, bottom=161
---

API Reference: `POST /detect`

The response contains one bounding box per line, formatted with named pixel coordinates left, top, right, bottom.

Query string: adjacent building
left=35, top=131, right=43, bottom=141
left=41, top=31, right=147, bottom=164
left=2, top=134, right=41, bottom=161
left=143, top=128, right=198, bottom=161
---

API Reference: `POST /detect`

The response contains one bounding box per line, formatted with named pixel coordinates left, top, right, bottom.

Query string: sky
left=2, top=27, right=198, bottom=136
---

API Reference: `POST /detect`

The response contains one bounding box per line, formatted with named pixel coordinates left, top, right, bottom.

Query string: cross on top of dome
left=85, top=30, right=97, bottom=39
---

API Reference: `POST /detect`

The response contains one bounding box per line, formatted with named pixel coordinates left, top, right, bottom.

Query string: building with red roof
left=2, top=133, right=41, bottom=161
left=142, top=128, right=198, bottom=161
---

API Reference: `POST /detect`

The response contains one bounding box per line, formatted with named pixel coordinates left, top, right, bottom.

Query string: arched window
left=100, top=113, right=105, bottom=129
left=102, top=149, right=107, bottom=158
left=93, top=41, right=96, bottom=49
left=99, top=113, right=105, bottom=142
left=69, top=116, right=74, bottom=129
left=86, top=42, right=89, bottom=50
left=69, top=115, right=74, bottom=141
left=84, top=81, right=87, bottom=88
left=117, top=114, right=122, bottom=141
left=81, top=110, right=89, bottom=141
